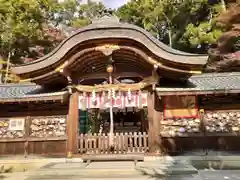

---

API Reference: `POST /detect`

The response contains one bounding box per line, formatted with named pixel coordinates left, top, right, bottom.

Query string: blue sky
left=102, top=0, right=129, bottom=9
left=80, top=0, right=129, bottom=9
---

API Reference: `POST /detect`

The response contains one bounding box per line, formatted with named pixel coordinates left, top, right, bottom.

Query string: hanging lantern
left=106, top=64, right=114, bottom=73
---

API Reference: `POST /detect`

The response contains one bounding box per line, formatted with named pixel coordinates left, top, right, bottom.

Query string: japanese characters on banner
left=78, top=90, right=148, bottom=110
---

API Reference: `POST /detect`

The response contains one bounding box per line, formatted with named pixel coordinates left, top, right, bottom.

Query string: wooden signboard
left=9, top=118, right=25, bottom=131
left=164, top=95, right=198, bottom=119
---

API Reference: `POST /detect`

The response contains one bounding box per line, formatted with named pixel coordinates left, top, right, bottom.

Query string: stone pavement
left=4, top=161, right=147, bottom=180
left=2, top=156, right=195, bottom=180
left=3, top=153, right=240, bottom=180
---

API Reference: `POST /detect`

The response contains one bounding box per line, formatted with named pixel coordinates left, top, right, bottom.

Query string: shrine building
left=0, top=15, right=240, bottom=156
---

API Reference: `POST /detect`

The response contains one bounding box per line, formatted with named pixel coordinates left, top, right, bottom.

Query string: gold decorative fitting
left=95, top=44, right=120, bottom=56
left=148, top=57, right=162, bottom=66
left=190, top=70, right=202, bottom=74
left=55, top=61, right=69, bottom=72
left=67, top=151, right=72, bottom=158
left=19, top=78, right=32, bottom=82
left=199, top=109, right=205, bottom=113
left=153, top=64, right=158, bottom=70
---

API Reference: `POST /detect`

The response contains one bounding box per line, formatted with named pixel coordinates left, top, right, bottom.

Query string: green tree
left=0, top=0, right=106, bottom=83
left=117, top=0, right=226, bottom=53
left=0, top=0, right=44, bottom=63
left=206, top=1, right=240, bottom=72
left=179, top=1, right=225, bottom=53
left=70, top=0, right=106, bottom=28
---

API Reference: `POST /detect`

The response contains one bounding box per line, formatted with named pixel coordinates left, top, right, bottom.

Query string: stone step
left=136, top=161, right=198, bottom=177
left=26, top=168, right=143, bottom=178
left=26, top=176, right=156, bottom=180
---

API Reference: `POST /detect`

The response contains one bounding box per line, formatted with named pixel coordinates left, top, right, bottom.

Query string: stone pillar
left=147, top=91, right=162, bottom=154
left=67, top=90, right=79, bottom=156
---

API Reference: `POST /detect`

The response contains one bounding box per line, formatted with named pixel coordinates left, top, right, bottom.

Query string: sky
left=101, top=0, right=130, bottom=9
left=81, top=0, right=130, bottom=9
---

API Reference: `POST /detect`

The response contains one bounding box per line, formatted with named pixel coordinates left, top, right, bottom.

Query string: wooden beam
left=156, top=89, right=240, bottom=96
left=67, top=91, right=79, bottom=156
left=78, top=72, right=147, bottom=81
left=24, top=116, right=31, bottom=157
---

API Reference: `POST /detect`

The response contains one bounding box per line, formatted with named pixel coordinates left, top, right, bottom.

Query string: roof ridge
left=0, top=83, right=38, bottom=87
left=191, top=72, right=240, bottom=79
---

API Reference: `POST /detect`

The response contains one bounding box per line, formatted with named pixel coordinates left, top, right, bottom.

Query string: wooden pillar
left=67, top=91, right=79, bottom=155
left=24, top=116, right=31, bottom=157
left=147, top=91, right=162, bottom=154
left=140, top=110, right=145, bottom=132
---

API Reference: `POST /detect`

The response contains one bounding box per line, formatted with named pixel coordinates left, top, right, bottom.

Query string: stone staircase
left=22, top=161, right=147, bottom=180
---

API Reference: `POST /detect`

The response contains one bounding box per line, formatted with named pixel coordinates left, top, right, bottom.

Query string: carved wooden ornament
left=95, top=44, right=120, bottom=56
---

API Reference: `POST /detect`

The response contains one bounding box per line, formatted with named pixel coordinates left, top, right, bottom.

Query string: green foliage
left=182, top=22, right=223, bottom=46
left=70, top=0, right=105, bottom=28
left=0, top=0, right=229, bottom=73
left=0, top=0, right=107, bottom=83
left=117, top=0, right=226, bottom=53
left=179, top=3, right=224, bottom=52
left=0, top=0, right=44, bottom=61
left=0, top=0, right=106, bottom=63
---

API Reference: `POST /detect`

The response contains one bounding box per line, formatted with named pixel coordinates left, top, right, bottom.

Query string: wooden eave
left=0, top=91, right=69, bottom=103
left=21, top=45, right=203, bottom=85
left=156, top=89, right=240, bottom=96
left=12, top=16, right=207, bottom=85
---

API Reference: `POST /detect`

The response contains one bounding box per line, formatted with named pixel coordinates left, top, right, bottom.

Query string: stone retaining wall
left=0, top=119, right=25, bottom=138
left=0, top=115, right=67, bottom=139
left=160, top=111, right=240, bottom=135
left=204, top=111, right=240, bottom=133
left=161, top=118, right=201, bottom=135
left=30, top=116, right=67, bottom=137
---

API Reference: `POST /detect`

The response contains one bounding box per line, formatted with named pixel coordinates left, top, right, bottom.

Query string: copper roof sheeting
left=12, top=15, right=207, bottom=77
left=0, top=84, right=68, bottom=103
left=157, top=72, right=240, bottom=95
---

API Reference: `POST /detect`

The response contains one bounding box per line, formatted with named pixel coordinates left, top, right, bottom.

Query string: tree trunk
left=220, top=0, right=226, bottom=12
left=0, top=55, right=4, bottom=84
left=4, top=51, right=11, bottom=84
left=162, top=12, right=172, bottom=47
left=0, top=63, right=2, bottom=84
left=168, top=29, right=172, bottom=48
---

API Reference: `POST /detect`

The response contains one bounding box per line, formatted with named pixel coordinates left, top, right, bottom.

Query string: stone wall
left=161, top=118, right=201, bottom=135
left=30, top=116, right=67, bottom=137
left=0, top=119, right=25, bottom=138
left=204, top=111, right=240, bottom=133
left=160, top=111, right=240, bottom=135
left=0, top=115, right=67, bottom=139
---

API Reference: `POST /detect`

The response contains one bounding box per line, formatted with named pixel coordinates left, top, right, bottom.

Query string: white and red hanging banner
left=78, top=91, right=148, bottom=110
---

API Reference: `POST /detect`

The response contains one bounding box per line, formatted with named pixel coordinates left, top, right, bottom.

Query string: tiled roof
left=157, top=72, right=240, bottom=93
left=0, top=73, right=239, bottom=100
left=0, top=83, right=68, bottom=100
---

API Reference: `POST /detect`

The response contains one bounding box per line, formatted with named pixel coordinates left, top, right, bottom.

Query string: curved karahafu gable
left=12, top=15, right=208, bottom=84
